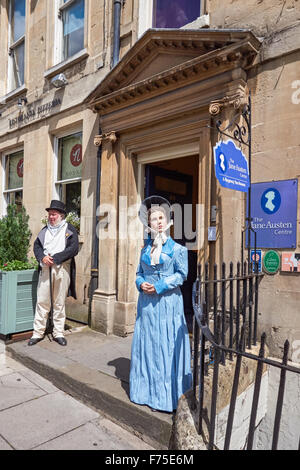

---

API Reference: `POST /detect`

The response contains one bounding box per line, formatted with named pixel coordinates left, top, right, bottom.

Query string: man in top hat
left=28, top=200, right=79, bottom=346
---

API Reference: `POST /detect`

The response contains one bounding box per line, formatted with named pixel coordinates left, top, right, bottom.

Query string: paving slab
left=0, top=390, right=99, bottom=450
left=35, top=418, right=153, bottom=450
left=6, top=328, right=174, bottom=449
left=0, top=372, right=46, bottom=411
left=19, top=368, right=59, bottom=394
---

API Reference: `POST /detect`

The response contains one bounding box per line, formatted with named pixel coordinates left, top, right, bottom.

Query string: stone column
left=114, top=144, right=141, bottom=336
left=91, top=131, right=118, bottom=334
left=198, top=123, right=212, bottom=266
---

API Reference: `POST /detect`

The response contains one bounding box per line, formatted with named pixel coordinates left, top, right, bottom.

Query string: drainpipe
left=112, top=0, right=123, bottom=67
left=88, top=126, right=102, bottom=326
left=89, top=1, right=122, bottom=324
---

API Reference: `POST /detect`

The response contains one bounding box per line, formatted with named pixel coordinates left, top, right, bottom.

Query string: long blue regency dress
left=129, top=236, right=192, bottom=412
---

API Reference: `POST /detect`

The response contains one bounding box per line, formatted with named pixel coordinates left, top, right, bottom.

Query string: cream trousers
left=32, top=261, right=71, bottom=339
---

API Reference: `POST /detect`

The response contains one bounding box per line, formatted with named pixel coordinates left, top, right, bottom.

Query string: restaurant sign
left=8, top=98, right=61, bottom=129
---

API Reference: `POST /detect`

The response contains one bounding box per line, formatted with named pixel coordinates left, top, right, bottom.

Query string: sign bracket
left=212, top=92, right=257, bottom=266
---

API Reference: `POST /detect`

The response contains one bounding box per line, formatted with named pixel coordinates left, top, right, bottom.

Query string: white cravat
left=148, top=220, right=173, bottom=265
left=44, top=220, right=67, bottom=257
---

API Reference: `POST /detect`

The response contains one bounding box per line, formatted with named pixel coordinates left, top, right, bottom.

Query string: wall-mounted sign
left=248, top=179, right=298, bottom=248
left=213, top=139, right=250, bottom=192
left=208, top=226, right=216, bottom=241
left=263, top=250, right=280, bottom=274
left=8, top=98, right=61, bottom=129
left=281, top=252, right=300, bottom=273
left=250, top=249, right=262, bottom=272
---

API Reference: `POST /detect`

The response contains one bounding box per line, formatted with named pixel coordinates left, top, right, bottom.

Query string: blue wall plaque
left=248, top=179, right=298, bottom=249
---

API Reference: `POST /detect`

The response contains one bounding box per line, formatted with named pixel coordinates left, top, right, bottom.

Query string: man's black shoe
left=28, top=337, right=43, bottom=346
left=54, top=337, right=67, bottom=346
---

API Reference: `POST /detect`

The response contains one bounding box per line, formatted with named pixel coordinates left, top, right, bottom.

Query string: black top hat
left=45, top=200, right=67, bottom=215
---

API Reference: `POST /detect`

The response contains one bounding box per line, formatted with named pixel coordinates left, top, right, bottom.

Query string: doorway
left=144, top=155, right=199, bottom=332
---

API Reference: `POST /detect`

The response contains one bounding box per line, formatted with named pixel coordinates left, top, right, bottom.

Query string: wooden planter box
left=0, top=269, right=38, bottom=335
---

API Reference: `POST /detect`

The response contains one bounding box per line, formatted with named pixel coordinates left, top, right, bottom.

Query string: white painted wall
left=254, top=360, right=300, bottom=450
left=215, top=372, right=268, bottom=450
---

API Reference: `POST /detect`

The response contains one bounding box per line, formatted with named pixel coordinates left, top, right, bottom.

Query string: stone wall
left=254, top=358, right=300, bottom=450
left=171, top=344, right=269, bottom=450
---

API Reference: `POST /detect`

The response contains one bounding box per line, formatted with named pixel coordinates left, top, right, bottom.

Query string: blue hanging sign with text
left=213, top=139, right=250, bottom=192
left=247, top=179, right=298, bottom=249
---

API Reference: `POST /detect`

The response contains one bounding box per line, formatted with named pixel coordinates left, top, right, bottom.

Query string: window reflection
left=12, top=41, right=24, bottom=89
left=11, top=0, right=26, bottom=42
left=153, top=0, right=200, bottom=29
left=63, top=0, right=85, bottom=60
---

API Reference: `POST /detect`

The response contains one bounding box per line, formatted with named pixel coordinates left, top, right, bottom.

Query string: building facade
left=0, top=1, right=300, bottom=357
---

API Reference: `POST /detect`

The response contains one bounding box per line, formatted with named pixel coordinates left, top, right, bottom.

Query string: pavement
left=5, top=325, right=174, bottom=450
left=0, top=339, right=154, bottom=450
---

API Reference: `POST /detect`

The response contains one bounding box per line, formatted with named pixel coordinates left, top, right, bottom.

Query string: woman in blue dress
left=129, top=197, right=192, bottom=412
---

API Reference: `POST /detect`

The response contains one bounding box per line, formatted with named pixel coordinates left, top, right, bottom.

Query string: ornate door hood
left=86, top=29, right=261, bottom=115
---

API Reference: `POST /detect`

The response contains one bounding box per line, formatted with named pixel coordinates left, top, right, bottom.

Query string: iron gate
left=192, top=261, right=300, bottom=450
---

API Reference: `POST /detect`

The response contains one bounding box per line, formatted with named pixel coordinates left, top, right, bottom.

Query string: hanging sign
left=248, top=179, right=298, bottom=248
left=213, top=139, right=250, bottom=192
left=262, top=250, right=280, bottom=274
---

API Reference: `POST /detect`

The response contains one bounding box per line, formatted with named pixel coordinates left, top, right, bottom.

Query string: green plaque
left=262, top=250, right=280, bottom=274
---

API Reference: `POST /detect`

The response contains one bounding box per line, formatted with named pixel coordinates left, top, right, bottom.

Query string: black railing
left=192, top=262, right=300, bottom=450
left=195, top=261, right=264, bottom=362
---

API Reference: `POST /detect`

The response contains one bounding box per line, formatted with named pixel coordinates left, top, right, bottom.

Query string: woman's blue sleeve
left=154, top=246, right=188, bottom=294
left=136, top=261, right=145, bottom=292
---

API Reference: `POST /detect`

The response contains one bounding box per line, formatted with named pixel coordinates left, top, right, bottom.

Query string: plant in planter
left=0, top=204, right=38, bottom=336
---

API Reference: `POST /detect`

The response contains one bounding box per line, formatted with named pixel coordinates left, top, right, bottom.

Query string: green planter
left=0, top=269, right=38, bottom=335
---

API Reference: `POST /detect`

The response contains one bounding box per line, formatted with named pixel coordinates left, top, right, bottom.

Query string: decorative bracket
left=94, top=131, right=117, bottom=147
left=209, top=91, right=248, bottom=117
left=210, top=90, right=251, bottom=147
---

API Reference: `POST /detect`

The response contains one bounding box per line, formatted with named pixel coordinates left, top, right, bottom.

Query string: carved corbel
left=94, top=131, right=117, bottom=147
left=209, top=91, right=248, bottom=116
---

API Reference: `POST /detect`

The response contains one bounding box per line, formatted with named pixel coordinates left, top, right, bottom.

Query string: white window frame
left=54, top=0, right=86, bottom=65
left=7, top=0, right=26, bottom=93
left=53, top=129, right=83, bottom=212
left=138, top=0, right=205, bottom=37
left=1, top=148, right=24, bottom=216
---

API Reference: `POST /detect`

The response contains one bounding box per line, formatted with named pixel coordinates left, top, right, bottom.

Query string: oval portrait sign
left=17, top=158, right=24, bottom=178
left=262, top=250, right=280, bottom=275
left=70, top=144, right=82, bottom=167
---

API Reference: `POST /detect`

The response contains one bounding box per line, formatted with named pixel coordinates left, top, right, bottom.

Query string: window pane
left=7, top=190, right=23, bottom=211
left=65, top=181, right=81, bottom=217
left=12, top=41, right=25, bottom=88
left=11, top=0, right=26, bottom=43
left=153, top=0, right=200, bottom=28
left=6, top=151, right=24, bottom=190
left=58, top=132, right=82, bottom=181
left=63, top=0, right=84, bottom=59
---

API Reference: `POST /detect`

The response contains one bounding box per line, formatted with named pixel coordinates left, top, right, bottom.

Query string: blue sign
left=250, top=249, right=262, bottom=272
left=213, top=139, right=250, bottom=192
left=248, top=179, right=298, bottom=249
